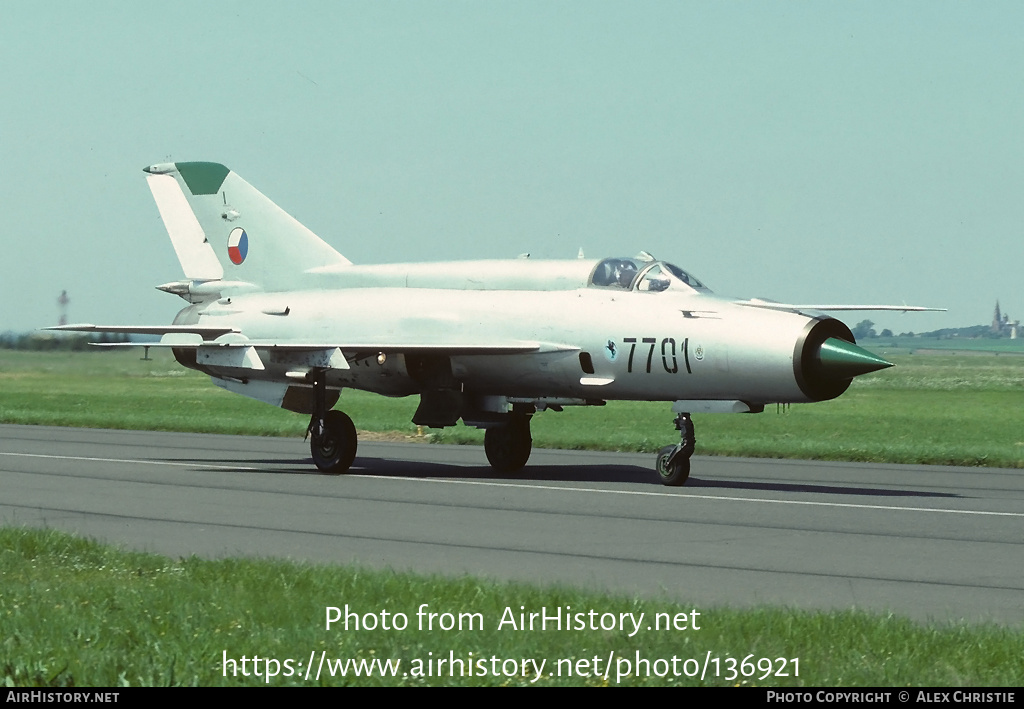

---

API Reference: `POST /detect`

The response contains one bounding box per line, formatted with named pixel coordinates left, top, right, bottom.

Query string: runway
left=3, top=423, right=1022, bottom=626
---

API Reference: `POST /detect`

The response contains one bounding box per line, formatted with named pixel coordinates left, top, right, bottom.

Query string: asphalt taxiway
left=2, top=424, right=1022, bottom=625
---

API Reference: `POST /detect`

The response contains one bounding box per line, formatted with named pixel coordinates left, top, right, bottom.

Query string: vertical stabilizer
left=143, top=161, right=351, bottom=290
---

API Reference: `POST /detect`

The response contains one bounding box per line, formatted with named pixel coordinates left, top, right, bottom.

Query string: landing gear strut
left=307, top=371, right=357, bottom=474
left=655, top=412, right=695, bottom=486
left=484, top=413, right=532, bottom=474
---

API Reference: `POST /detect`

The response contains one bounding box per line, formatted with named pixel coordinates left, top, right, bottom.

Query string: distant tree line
left=0, top=331, right=131, bottom=351
left=851, top=321, right=998, bottom=340
left=914, top=325, right=994, bottom=339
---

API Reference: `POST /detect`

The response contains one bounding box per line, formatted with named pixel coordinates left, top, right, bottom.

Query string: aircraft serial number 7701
left=54, top=162, right=939, bottom=485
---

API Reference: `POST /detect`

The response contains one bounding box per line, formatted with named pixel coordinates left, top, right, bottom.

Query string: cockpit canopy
left=589, top=257, right=709, bottom=293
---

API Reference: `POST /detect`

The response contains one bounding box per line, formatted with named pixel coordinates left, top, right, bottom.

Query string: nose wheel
left=656, top=413, right=694, bottom=486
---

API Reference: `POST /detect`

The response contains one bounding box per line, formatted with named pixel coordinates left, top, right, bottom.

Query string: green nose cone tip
left=817, top=338, right=893, bottom=379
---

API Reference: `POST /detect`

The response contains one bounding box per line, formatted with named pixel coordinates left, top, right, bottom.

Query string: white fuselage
left=177, top=281, right=826, bottom=406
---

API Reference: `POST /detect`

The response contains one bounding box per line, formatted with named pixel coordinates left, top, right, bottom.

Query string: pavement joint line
left=350, top=474, right=1024, bottom=517
left=1, top=451, right=261, bottom=472
left=5, top=451, right=1022, bottom=518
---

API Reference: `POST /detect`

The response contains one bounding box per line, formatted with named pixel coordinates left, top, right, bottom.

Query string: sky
left=2, top=2, right=1021, bottom=335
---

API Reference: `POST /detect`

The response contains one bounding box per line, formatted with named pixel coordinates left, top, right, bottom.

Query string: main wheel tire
left=484, top=416, right=532, bottom=474
left=656, top=444, right=690, bottom=487
left=311, top=410, right=358, bottom=474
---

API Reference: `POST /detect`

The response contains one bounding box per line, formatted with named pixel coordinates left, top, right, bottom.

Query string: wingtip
left=44, top=323, right=95, bottom=331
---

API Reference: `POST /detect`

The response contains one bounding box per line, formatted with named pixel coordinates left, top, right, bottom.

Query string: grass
left=2, top=348, right=1023, bottom=467
left=3, top=527, right=1022, bottom=687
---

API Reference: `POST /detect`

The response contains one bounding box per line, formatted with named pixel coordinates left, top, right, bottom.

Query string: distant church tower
left=57, top=290, right=70, bottom=327
left=993, top=301, right=1009, bottom=335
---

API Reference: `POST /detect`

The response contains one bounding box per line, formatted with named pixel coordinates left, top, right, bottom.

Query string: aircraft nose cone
left=816, top=337, right=893, bottom=379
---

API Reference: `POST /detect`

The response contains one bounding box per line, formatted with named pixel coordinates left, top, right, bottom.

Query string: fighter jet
left=52, top=161, right=939, bottom=485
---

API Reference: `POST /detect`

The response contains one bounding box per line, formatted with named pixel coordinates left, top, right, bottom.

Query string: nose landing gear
left=655, top=412, right=695, bottom=486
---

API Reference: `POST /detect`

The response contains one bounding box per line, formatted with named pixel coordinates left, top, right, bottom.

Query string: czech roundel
left=227, top=228, right=248, bottom=265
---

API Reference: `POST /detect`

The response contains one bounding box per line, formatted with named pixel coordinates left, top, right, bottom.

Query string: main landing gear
left=307, top=372, right=357, bottom=474
left=484, top=413, right=533, bottom=474
left=655, top=412, right=695, bottom=486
